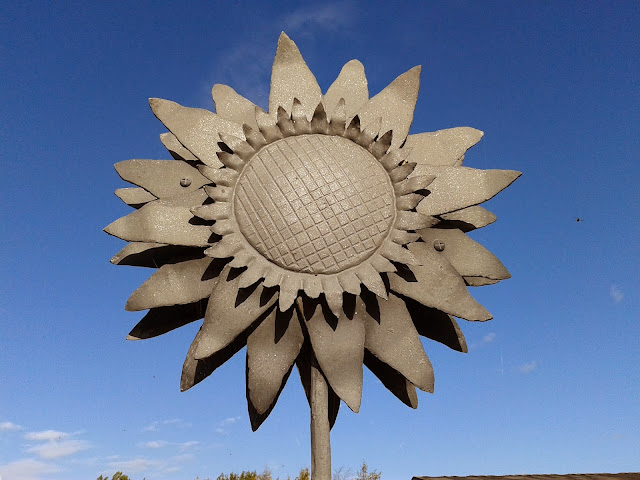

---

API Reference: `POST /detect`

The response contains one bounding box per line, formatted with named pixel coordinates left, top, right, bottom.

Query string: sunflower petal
left=127, top=299, right=208, bottom=340
left=413, top=165, right=521, bottom=216
left=389, top=162, right=417, bottom=183
left=204, top=234, right=244, bottom=259
left=404, top=127, right=484, bottom=166
left=279, top=274, right=302, bottom=311
left=247, top=307, right=304, bottom=425
left=110, top=242, right=204, bottom=268
left=321, top=276, right=343, bottom=318
left=361, top=295, right=434, bottom=392
left=126, top=257, right=223, bottom=311
left=395, top=193, right=423, bottom=211
left=401, top=294, right=468, bottom=352
left=181, top=325, right=248, bottom=392
left=394, top=175, right=436, bottom=196
left=418, top=227, right=511, bottom=280
left=296, top=342, right=341, bottom=429
left=380, top=242, right=420, bottom=266
left=356, top=262, right=388, bottom=298
left=211, top=84, right=260, bottom=130
left=149, top=98, right=243, bottom=168
left=114, top=160, right=209, bottom=199
left=438, top=206, right=497, bottom=232
left=114, top=188, right=156, bottom=208
left=388, top=242, right=492, bottom=321
left=194, top=266, right=279, bottom=359
left=356, top=66, right=421, bottom=150
left=269, top=32, right=321, bottom=120
left=338, top=271, right=361, bottom=295
left=300, top=298, right=365, bottom=413
left=104, top=203, right=212, bottom=246
left=464, top=277, right=501, bottom=287
left=395, top=211, right=435, bottom=231
left=238, top=261, right=266, bottom=288
left=198, top=166, right=238, bottom=187
left=310, top=102, right=329, bottom=134
left=324, top=59, right=368, bottom=120
left=160, top=133, right=197, bottom=161
left=364, top=350, right=418, bottom=408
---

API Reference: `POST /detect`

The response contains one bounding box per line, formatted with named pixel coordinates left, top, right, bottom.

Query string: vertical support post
left=310, top=363, right=331, bottom=480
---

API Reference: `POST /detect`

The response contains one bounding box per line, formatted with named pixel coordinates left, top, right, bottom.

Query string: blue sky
left=1, top=2, right=639, bottom=479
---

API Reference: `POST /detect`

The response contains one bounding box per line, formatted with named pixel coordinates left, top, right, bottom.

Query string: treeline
left=97, top=461, right=380, bottom=480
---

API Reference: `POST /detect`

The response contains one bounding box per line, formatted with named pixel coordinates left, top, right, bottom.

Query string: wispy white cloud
left=282, top=2, right=354, bottom=35
left=215, top=416, right=242, bottom=434
left=107, top=452, right=196, bottom=477
left=25, top=439, right=90, bottom=460
left=22, top=430, right=90, bottom=460
left=138, top=439, right=200, bottom=452
left=517, top=361, right=538, bottom=374
left=24, top=430, right=67, bottom=442
left=0, top=421, right=23, bottom=431
left=0, top=458, right=61, bottom=480
left=108, top=457, right=163, bottom=474
left=220, top=416, right=240, bottom=426
left=178, top=440, right=199, bottom=452
left=139, top=440, right=168, bottom=449
left=610, top=284, right=624, bottom=304
left=208, top=2, right=356, bottom=110
left=482, top=332, right=496, bottom=344
left=141, top=418, right=191, bottom=433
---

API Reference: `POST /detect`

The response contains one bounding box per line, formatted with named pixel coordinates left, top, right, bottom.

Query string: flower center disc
left=234, top=134, right=395, bottom=274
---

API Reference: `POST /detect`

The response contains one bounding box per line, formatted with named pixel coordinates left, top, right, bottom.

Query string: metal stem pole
left=310, top=363, right=331, bottom=480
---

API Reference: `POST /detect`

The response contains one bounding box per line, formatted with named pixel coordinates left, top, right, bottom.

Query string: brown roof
left=412, top=474, right=639, bottom=480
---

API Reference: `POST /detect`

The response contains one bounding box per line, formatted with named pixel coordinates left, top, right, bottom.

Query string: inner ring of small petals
left=234, top=134, right=395, bottom=274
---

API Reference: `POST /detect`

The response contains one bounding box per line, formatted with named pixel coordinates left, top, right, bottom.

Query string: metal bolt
left=433, top=239, right=445, bottom=252
left=180, top=178, right=192, bottom=187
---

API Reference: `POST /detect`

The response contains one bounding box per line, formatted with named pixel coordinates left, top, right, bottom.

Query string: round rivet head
left=433, top=239, right=445, bottom=252
left=180, top=178, right=192, bottom=187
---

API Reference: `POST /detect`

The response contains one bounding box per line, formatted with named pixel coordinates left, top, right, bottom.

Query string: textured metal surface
left=246, top=307, right=304, bottom=416
left=300, top=297, right=365, bottom=413
left=418, top=227, right=511, bottom=281
left=149, top=98, right=243, bottom=168
left=212, top=83, right=260, bottom=131
left=114, top=187, right=156, bottom=207
left=356, top=66, right=421, bottom=150
left=404, top=127, right=484, bottom=166
left=115, top=159, right=209, bottom=198
left=363, top=294, right=434, bottom=392
left=439, top=205, right=497, bottom=232
left=414, top=165, right=521, bottom=216
left=235, top=135, right=394, bottom=274
left=323, top=59, right=369, bottom=120
left=389, top=242, right=492, bottom=321
left=269, top=32, right=321, bottom=120
left=194, top=266, right=279, bottom=360
left=104, top=202, right=212, bottom=246
left=125, top=257, right=219, bottom=311
left=107, top=33, right=521, bottom=468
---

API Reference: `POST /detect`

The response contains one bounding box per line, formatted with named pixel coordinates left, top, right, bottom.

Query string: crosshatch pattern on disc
left=234, top=134, right=396, bottom=274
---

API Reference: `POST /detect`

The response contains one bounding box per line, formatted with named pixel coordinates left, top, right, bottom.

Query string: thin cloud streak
left=282, top=2, right=354, bottom=35
left=24, top=430, right=67, bottom=442
left=0, top=421, right=23, bottom=431
left=0, top=458, right=61, bottom=480
left=25, top=439, right=90, bottom=459
left=610, top=284, right=624, bottom=304
left=517, top=361, right=538, bottom=374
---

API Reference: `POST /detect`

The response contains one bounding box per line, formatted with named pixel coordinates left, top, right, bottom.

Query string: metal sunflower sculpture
left=105, top=33, right=520, bottom=479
